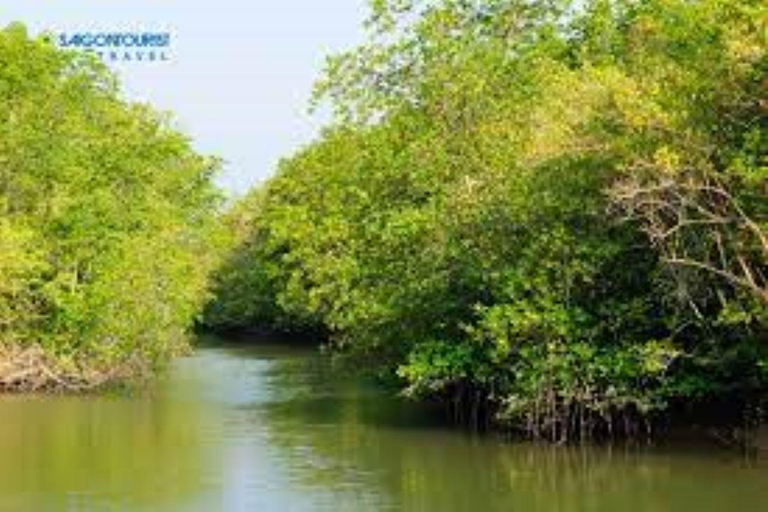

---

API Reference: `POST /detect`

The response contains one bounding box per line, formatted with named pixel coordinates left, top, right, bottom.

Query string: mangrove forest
left=204, top=0, right=768, bottom=442
left=1, top=0, right=768, bottom=447
left=5, top=1, right=768, bottom=509
left=0, top=23, right=225, bottom=390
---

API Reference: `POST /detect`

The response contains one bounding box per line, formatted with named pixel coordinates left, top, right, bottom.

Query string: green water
left=0, top=338, right=766, bottom=511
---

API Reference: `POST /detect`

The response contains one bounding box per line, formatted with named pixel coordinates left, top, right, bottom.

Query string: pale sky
left=2, top=1, right=367, bottom=195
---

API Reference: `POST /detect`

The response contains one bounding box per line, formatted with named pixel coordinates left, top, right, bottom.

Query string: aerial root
left=0, top=345, right=126, bottom=393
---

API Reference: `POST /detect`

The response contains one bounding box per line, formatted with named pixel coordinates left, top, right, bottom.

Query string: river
left=0, top=337, right=766, bottom=511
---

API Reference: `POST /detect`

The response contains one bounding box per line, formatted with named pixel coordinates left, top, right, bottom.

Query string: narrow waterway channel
left=0, top=336, right=766, bottom=511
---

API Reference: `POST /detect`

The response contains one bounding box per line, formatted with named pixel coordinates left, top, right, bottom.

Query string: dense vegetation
left=206, top=0, right=768, bottom=441
left=0, top=25, right=224, bottom=390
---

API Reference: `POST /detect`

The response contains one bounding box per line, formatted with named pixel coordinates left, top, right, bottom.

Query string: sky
left=1, top=1, right=367, bottom=195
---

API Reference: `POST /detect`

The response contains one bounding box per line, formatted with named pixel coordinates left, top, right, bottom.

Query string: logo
left=57, top=31, right=173, bottom=63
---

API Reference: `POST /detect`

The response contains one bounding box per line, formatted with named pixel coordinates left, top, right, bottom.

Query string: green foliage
left=0, top=25, right=225, bottom=384
left=208, top=0, right=768, bottom=439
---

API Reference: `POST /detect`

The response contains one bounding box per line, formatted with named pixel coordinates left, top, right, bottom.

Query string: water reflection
left=254, top=346, right=768, bottom=512
left=0, top=339, right=765, bottom=511
left=0, top=390, right=216, bottom=511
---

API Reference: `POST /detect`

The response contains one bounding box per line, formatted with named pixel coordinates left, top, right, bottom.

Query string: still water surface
left=0, top=338, right=766, bottom=511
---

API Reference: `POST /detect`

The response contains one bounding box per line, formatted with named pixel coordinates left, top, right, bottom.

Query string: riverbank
left=199, top=329, right=768, bottom=449
left=0, top=345, right=145, bottom=393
